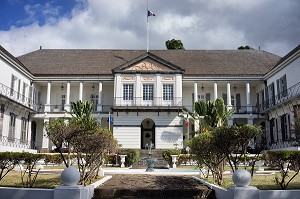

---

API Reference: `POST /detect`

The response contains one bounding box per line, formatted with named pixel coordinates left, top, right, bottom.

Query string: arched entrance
left=141, top=118, right=155, bottom=149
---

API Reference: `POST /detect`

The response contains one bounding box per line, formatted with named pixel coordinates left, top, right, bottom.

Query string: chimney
left=40, top=46, right=42, bottom=50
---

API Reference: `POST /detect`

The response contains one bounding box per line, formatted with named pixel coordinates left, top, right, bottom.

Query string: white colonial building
left=0, top=44, right=299, bottom=153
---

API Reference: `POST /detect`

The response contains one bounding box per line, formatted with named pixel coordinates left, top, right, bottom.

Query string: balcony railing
left=261, top=81, right=300, bottom=111
left=37, top=104, right=113, bottom=113
left=0, top=136, right=35, bottom=149
left=183, top=105, right=259, bottom=114
left=0, top=82, right=38, bottom=111
left=114, top=97, right=183, bottom=107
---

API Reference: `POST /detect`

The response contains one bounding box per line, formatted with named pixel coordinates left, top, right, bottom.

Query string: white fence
left=193, top=173, right=300, bottom=199
left=0, top=175, right=111, bottom=199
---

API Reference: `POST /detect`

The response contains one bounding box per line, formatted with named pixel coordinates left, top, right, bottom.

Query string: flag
left=109, top=113, right=113, bottom=123
left=147, top=10, right=156, bottom=17
left=185, top=114, right=189, bottom=126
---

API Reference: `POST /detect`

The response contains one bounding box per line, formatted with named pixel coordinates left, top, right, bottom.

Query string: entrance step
left=92, top=175, right=216, bottom=199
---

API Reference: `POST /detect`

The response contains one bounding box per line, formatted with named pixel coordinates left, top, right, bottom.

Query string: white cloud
left=0, top=0, right=299, bottom=57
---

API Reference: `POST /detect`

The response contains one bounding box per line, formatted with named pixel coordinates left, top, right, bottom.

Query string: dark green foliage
left=265, top=150, right=300, bottom=189
left=104, top=154, right=117, bottom=165
left=162, top=149, right=181, bottom=166
left=295, top=116, right=300, bottom=143
left=117, top=149, right=140, bottom=167
left=165, top=39, right=185, bottom=50
left=238, top=45, right=254, bottom=50
left=44, top=154, right=75, bottom=166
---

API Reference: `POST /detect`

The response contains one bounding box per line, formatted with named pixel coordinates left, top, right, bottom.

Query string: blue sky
left=0, top=0, right=299, bottom=57
left=0, top=0, right=77, bottom=30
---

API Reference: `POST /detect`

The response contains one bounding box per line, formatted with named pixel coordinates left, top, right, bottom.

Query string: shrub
left=117, top=149, right=140, bottom=167
left=0, top=152, right=23, bottom=181
left=104, top=154, right=117, bottom=165
left=265, top=150, right=300, bottom=189
left=162, top=149, right=181, bottom=166
left=19, top=152, right=45, bottom=188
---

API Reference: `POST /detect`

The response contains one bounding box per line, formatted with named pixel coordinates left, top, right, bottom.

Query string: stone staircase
left=132, top=149, right=169, bottom=169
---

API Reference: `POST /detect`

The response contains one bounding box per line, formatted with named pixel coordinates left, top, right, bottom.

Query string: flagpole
left=146, top=0, right=149, bottom=52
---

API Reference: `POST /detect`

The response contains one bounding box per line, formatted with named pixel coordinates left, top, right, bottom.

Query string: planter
left=145, top=158, right=155, bottom=172
left=170, top=155, right=178, bottom=169
left=119, top=155, right=127, bottom=168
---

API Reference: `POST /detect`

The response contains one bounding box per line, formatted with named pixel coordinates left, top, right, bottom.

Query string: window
left=143, top=85, right=153, bottom=100
left=8, top=113, right=16, bottom=141
left=123, top=84, right=133, bottom=100
left=61, top=95, right=66, bottom=111
left=0, top=104, right=4, bottom=137
left=163, top=85, right=173, bottom=100
left=20, top=117, right=27, bottom=143
left=17, top=79, right=21, bottom=99
left=10, top=75, right=17, bottom=96
left=90, top=94, right=99, bottom=111
left=22, top=82, right=28, bottom=102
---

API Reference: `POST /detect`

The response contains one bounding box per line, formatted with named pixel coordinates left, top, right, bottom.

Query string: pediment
left=112, top=52, right=184, bottom=74
left=125, top=59, right=171, bottom=72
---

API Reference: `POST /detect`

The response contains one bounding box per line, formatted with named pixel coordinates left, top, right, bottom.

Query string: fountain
left=145, top=142, right=155, bottom=172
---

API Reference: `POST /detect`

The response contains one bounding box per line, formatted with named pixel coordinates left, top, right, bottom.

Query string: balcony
left=261, top=81, right=300, bottom=112
left=0, top=82, right=38, bottom=111
left=0, top=136, right=36, bottom=150
left=114, top=97, right=183, bottom=108
left=37, top=104, right=113, bottom=113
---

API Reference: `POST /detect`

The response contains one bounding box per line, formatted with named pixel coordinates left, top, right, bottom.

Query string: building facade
left=0, top=44, right=299, bottom=153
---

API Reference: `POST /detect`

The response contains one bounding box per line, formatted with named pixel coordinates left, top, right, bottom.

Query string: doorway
left=141, top=118, right=155, bottom=149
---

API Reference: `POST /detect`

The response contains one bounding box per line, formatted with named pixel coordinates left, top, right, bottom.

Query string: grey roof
left=17, top=49, right=281, bottom=77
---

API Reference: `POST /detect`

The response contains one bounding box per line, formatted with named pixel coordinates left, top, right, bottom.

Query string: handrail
left=0, top=82, right=38, bottom=110
left=0, top=135, right=35, bottom=149
left=114, top=97, right=183, bottom=107
left=261, top=81, right=300, bottom=111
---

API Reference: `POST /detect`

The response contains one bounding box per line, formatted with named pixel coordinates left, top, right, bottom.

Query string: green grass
left=0, top=170, right=104, bottom=189
left=0, top=171, right=61, bottom=189
left=204, top=172, right=300, bottom=190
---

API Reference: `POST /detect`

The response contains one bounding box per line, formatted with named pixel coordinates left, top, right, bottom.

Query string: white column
left=79, top=81, right=83, bottom=101
left=42, top=118, right=50, bottom=150
left=45, top=81, right=51, bottom=112
left=65, top=81, right=70, bottom=111
left=213, top=82, right=218, bottom=100
left=246, top=82, right=252, bottom=113
left=194, top=82, right=198, bottom=103
left=175, top=74, right=182, bottom=106
left=114, top=74, right=122, bottom=106
left=227, top=82, right=232, bottom=108
left=97, top=81, right=103, bottom=111
left=155, top=74, right=162, bottom=106
left=135, top=74, right=141, bottom=106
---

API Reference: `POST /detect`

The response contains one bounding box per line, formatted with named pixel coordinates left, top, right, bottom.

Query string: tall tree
left=238, top=45, right=254, bottom=50
left=165, top=39, right=185, bottom=50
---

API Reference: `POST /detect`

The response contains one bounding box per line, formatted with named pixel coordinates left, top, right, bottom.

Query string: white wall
left=113, top=112, right=183, bottom=149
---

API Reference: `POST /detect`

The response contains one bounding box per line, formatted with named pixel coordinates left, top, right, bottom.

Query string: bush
left=264, top=150, right=300, bottom=189
left=117, top=149, right=140, bottom=167
left=162, top=149, right=181, bottom=166
left=0, top=152, right=23, bottom=181
left=104, top=154, right=117, bottom=165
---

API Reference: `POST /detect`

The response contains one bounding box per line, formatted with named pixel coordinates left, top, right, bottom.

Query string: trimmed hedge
left=117, top=148, right=140, bottom=167
left=162, top=149, right=181, bottom=166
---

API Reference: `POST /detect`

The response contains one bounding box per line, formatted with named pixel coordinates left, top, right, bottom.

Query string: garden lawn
left=0, top=171, right=61, bottom=189
left=205, top=172, right=300, bottom=190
